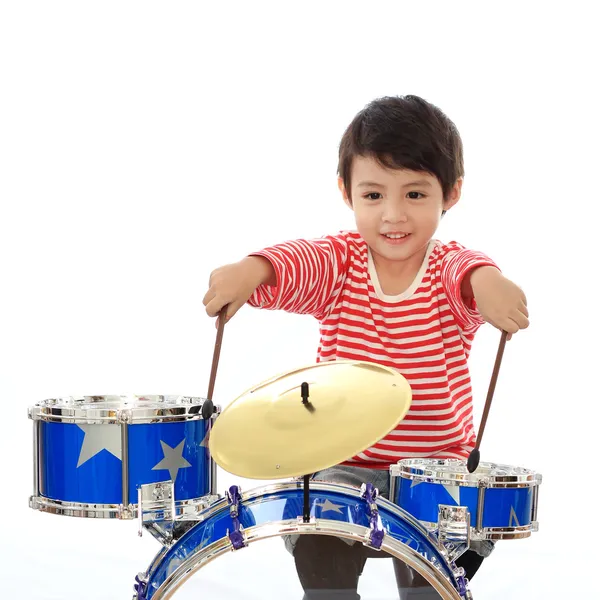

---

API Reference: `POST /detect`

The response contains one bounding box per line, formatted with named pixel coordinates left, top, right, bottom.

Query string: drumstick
left=467, top=330, right=509, bottom=473
left=202, top=305, right=228, bottom=420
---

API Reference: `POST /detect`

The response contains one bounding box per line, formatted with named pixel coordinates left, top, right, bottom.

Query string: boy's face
left=339, top=155, right=461, bottom=268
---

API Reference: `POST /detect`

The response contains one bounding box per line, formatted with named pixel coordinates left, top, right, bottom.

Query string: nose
left=382, top=200, right=408, bottom=224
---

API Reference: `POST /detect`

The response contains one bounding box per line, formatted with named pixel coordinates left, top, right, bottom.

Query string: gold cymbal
left=208, top=359, right=412, bottom=479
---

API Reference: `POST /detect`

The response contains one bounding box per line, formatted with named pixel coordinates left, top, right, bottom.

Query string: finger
left=205, top=296, right=226, bottom=318
left=506, top=332, right=512, bottom=341
left=511, top=308, right=530, bottom=330
left=496, top=317, right=520, bottom=335
left=215, top=300, right=244, bottom=328
left=202, top=288, right=216, bottom=307
left=519, top=300, right=529, bottom=318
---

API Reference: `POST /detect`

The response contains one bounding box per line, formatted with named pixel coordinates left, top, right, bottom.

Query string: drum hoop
left=418, top=518, right=538, bottom=541
left=391, top=459, right=542, bottom=488
left=148, top=520, right=463, bottom=600
left=28, top=395, right=219, bottom=424
left=29, top=494, right=217, bottom=520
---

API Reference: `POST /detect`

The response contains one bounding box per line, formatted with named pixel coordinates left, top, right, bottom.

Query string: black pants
left=294, top=535, right=484, bottom=599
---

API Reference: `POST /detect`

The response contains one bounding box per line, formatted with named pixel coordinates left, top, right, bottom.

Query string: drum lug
left=226, top=485, right=247, bottom=550
left=132, top=572, right=149, bottom=600
left=475, top=477, right=489, bottom=535
left=137, top=481, right=176, bottom=545
left=360, top=483, right=385, bottom=550
left=437, top=504, right=470, bottom=562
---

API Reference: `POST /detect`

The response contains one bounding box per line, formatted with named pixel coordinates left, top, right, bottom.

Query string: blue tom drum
left=29, top=394, right=218, bottom=519
left=390, top=458, right=542, bottom=540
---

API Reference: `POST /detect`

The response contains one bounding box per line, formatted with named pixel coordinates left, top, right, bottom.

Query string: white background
left=1, top=1, right=598, bottom=598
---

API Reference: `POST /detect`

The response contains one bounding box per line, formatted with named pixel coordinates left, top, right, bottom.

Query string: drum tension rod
left=302, top=474, right=311, bottom=523
left=301, top=382, right=314, bottom=523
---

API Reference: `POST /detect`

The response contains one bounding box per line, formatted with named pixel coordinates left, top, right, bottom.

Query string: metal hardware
left=476, top=478, right=488, bottom=533
left=32, top=418, right=40, bottom=498
left=208, top=408, right=220, bottom=497
left=360, top=482, right=384, bottom=550
left=28, top=394, right=214, bottom=424
left=133, top=572, right=148, bottom=600
left=437, top=505, right=470, bottom=562
left=391, top=458, right=542, bottom=489
left=30, top=492, right=217, bottom=522
left=226, top=485, right=246, bottom=550
left=452, top=566, right=468, bottom=598
left=531, top=481, right=539, bottom=522
left=138, top=481, right=175, bottom=542
left=121, top=419, right=130, bottom=512
left=389, top=470, right=397, bottom=503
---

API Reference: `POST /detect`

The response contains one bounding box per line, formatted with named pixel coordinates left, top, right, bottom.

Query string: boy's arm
left=440, top=243, right=501, bottom=334
left=463, top=266, right=529, bottom=338
left=247, top=234, right=350, bottom=319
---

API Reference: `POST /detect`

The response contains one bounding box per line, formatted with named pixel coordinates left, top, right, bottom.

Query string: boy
left=203, top=95, right=529, bottom=599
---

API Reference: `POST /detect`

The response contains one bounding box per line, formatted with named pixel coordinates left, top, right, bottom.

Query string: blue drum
left=133, top=481, right=471, bottom=600
left=390, top=459, right=542, bottom=540
left=29, top=395, right=218, bottom=519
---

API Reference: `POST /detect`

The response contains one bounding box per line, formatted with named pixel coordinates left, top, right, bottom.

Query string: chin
left=372, top=235, right=428, bottom=262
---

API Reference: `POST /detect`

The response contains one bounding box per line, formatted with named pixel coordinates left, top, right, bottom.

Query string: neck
left=370, top=242, right=431, bottom=296
left=371, top=243, right=429, bottom=279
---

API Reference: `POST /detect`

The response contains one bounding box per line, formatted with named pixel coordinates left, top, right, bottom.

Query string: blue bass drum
left=29, top=395, right=218, bottom=519
left=390, top=459, right=542, bottom=540
left=133, top=481, right=471, bottom=600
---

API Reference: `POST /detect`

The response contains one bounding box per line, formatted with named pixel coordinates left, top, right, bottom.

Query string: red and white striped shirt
left=248, top=231, right=498, bottom=470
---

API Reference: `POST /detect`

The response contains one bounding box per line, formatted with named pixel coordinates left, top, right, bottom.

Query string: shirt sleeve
left=246, top=234, right=350, bottom=319
left=440, top=241, right=500, bottom=333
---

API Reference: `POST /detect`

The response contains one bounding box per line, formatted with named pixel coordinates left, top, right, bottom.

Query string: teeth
left=384, top=233, right=407, bottom=239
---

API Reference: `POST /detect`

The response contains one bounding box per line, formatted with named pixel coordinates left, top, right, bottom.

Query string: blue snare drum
left=29, top=395, right=219, bottom=519
left=390, top=459, right=542, bottom=540
left=133, top=481, right=471, bottom=600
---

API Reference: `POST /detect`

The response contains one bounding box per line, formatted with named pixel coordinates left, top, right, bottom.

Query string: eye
left=407, top=191, right=425, bottom=200
left=364, top=192, right=382, bottom=201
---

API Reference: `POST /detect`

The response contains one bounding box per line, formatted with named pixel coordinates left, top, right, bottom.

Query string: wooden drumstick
left=467, top=329, right=509, bottom=473
left=202, top=305, right=228, bottom=420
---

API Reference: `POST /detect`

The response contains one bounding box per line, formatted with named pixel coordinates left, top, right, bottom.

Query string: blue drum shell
left=38, top=419, right=210, bottom=505
left=395, top=476, right=534, bottom=529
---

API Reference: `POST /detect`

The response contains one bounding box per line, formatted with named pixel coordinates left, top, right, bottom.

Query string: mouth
left=381, top=232, right=411, bottom=244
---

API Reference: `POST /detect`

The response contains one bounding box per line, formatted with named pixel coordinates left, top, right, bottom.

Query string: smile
left=381, top=232, right=411, bottom=245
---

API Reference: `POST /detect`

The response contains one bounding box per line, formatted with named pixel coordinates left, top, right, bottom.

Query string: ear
left=443, top=178, right=463, bottom=211
left=338, top=176, right=352, bottom=209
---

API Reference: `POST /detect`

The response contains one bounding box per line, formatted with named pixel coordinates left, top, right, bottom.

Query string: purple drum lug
left=361, top=482, right=385, bottom=550
left=226, top=485, right=246, bottom=550
left=133, top=573, right=148, bottom=600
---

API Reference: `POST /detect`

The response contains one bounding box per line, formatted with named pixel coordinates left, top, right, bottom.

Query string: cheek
left=354, top=209, right=380, bottom=233
left=413, top=206, right=441, bottom=230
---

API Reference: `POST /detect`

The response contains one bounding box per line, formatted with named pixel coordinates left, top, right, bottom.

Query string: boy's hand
left=469, top=266, right=529, bottom=340
left=203, top=256, right=275, bottom=325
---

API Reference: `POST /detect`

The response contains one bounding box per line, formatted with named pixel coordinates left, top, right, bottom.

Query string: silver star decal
left=315, top=499, right=345, bottom=514
left=509, top=507, right=520, bottom=527
left=76, top=424, right=122, bottom=468
left=442, top=484, right=461, bottom=505
left=200, top=428, right=210, bottom=448
left=152, top=439, right=191, bottom=482
left=409, top=479, right=461, bottom=505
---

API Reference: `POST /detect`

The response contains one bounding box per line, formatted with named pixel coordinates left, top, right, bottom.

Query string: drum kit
left=28, top=317, right=542, bottom=600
